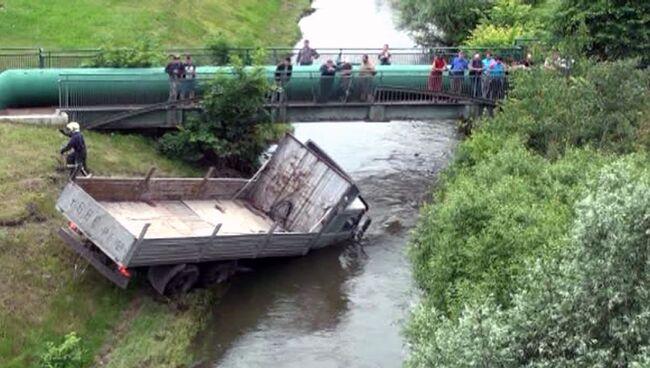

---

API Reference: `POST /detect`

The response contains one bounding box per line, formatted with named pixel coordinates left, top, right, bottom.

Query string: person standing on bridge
left=274, top=57, right=293, bottom=103
left=450, top=51, right=468, bottom=95
left=469, top=53, right=483, bottom=98
left=319, top=59, right=337, bottom=102
left=481, top=52, right=495, bottom=98
left=181, top=55, right=196, bottom=101
left=427, top=54, right=446, bottom=92
left=488, top=56, right=506, bottom=100
left=165, top=55, right=183, bottom=101
left=378, top=44, right=392, bottom=66
left=359, top=54, right=376, bottom=102
left=339, top=58, right=353, bottom=102
left=297, top=40, right=320, bottom=66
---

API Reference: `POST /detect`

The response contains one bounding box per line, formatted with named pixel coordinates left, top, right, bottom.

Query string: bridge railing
left=2, top=46, right=524, bottom=70
left=57, top=70, right=510, bottom=109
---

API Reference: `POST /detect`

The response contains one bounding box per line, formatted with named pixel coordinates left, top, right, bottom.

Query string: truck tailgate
left=56, top=182, right=137, bottom=265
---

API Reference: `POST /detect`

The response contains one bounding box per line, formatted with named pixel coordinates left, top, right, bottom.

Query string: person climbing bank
left=60, top=122, right=90, bottom=178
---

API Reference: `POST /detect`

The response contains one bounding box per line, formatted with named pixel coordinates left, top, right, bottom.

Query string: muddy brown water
left=195, top=121, right=458, bottom=367
left=194, top=1, right=457, bottom=367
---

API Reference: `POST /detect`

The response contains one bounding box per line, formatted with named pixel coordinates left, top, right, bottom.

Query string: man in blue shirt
left=450, top=51, right=468, bottom=95
left=481, top=52, right=495, bottom=98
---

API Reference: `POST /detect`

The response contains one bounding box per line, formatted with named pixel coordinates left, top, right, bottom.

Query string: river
left=196, top=2, right=458, bottom=367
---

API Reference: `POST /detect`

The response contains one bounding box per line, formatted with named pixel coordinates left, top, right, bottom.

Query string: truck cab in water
left=56, top=134, right=370, bottom=295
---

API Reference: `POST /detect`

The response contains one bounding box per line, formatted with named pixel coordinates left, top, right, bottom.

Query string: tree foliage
left=407, top=158, right=650, bottom=368
left=482, top=59, right=650, bottom=158
left=553, top=0, right=650, bottom=60
left=397, top=0, right=493, bottom=46
left=159, top=51, right=288, bottom=173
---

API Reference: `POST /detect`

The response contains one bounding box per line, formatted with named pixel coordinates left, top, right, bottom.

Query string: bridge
left=55, top=68, right=506, bottom=129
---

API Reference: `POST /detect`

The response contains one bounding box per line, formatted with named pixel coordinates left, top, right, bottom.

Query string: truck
left=56, top=134, right=370, bottom=295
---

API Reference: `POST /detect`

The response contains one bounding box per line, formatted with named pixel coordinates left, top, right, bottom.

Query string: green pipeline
left=0, top=65, right=434, bottom=109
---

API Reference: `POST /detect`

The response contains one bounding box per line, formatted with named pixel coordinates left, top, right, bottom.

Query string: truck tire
left=147, top=264, right=199, bottom=296
left=164, top=264, right=199, bottom=296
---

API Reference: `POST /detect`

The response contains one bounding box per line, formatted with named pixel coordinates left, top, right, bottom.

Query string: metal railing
left=58, top=70, right=510, bottom=110
left=2, top=46, right=525, bottom=70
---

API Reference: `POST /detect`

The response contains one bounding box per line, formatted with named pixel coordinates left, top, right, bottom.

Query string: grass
left=0, top=0, right=311, bottom=48
left=0, top=123, right=214, bottom=367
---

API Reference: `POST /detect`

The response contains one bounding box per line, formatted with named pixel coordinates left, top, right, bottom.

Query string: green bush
left=406, top=157, right=650, bottom=368
left=39, top=332, right=83, bottom=368
left=481, top=59, right=650, bottom=158
left=159, top=51, right=288, bottom=173
left=84, top=39, right=165, bottom=68
left=411, top=135, right=609, bottom=316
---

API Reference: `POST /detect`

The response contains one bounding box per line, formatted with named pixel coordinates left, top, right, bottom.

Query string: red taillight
left=68, top=221, right=78, bottom=231
left=118, top=264, right=131, bottom=278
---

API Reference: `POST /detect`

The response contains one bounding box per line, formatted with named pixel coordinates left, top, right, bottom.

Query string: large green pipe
left=0, top=65, right=433, bottom=109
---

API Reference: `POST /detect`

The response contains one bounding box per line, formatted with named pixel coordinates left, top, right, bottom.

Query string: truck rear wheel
left=148, top=264, right=199, bottom=296
left=165, top=265, right=199, bottom=296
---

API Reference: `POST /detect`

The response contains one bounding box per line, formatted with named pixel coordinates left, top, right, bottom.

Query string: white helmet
left=66, top=122, right=80, bottom=132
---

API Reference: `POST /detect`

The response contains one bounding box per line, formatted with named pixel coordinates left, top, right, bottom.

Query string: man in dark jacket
left=60, top=122, right=89, bottom=178
left=273, top=57, right=293, bottom=103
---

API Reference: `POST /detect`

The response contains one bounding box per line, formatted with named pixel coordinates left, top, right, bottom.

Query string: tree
left=397, top=0, right=494, bottom=46
left=553, top=0, right=650, bottom=60
left=159, top=51, right=287, bottom=173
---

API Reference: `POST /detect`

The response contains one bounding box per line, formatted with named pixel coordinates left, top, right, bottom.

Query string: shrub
left=407, top=157, right=650, bottom=368
left=39, top=332, right=83, bottom=368
left=84, top=39, right=165, bottom=68
left=481, top=59, right=650, bottom=158
left=411, top=137, right=609, bottom=316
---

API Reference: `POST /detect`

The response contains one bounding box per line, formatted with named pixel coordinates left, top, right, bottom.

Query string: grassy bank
left=0, top=0, right=311, bottom=48
left=0, top=123, right=219, bottom=367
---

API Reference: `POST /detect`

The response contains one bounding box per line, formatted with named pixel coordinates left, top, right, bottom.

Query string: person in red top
left=428, top=54, right=446, bottom=92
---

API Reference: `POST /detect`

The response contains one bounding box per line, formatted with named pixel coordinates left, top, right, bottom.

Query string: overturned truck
left=56, top=134, right=370, bottom=295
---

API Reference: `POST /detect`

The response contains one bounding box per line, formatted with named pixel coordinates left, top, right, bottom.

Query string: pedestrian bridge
left=53, top=67, right=506, bottom=129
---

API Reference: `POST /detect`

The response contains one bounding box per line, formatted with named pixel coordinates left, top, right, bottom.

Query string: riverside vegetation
left=399, top=0, right=650, bottom=366
left=0, top=2, right=305, bottom=367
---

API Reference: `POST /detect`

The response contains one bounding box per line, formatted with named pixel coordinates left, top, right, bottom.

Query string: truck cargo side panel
left=56, top=182, right=136, bottom=264
left=127, top=233, right=318, bottom=267
left=77, top=178, right=253, bottom=202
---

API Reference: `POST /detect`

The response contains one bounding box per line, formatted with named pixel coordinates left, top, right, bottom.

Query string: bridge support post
left=166, top=107, right=180, bottom=127
left=368, top=105, right=387, bottom=122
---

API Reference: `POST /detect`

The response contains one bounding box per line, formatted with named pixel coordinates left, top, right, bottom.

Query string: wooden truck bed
left=101, top=199, right=275, bottom=238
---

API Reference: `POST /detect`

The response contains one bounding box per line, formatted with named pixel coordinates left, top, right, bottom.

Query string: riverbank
left=404, top=60, right=650, bottom=367
left=0, top=0, right=311, bottom=48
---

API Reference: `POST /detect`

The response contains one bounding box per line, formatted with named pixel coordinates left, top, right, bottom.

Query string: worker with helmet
left=60, top=122, right=89, bottom=178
